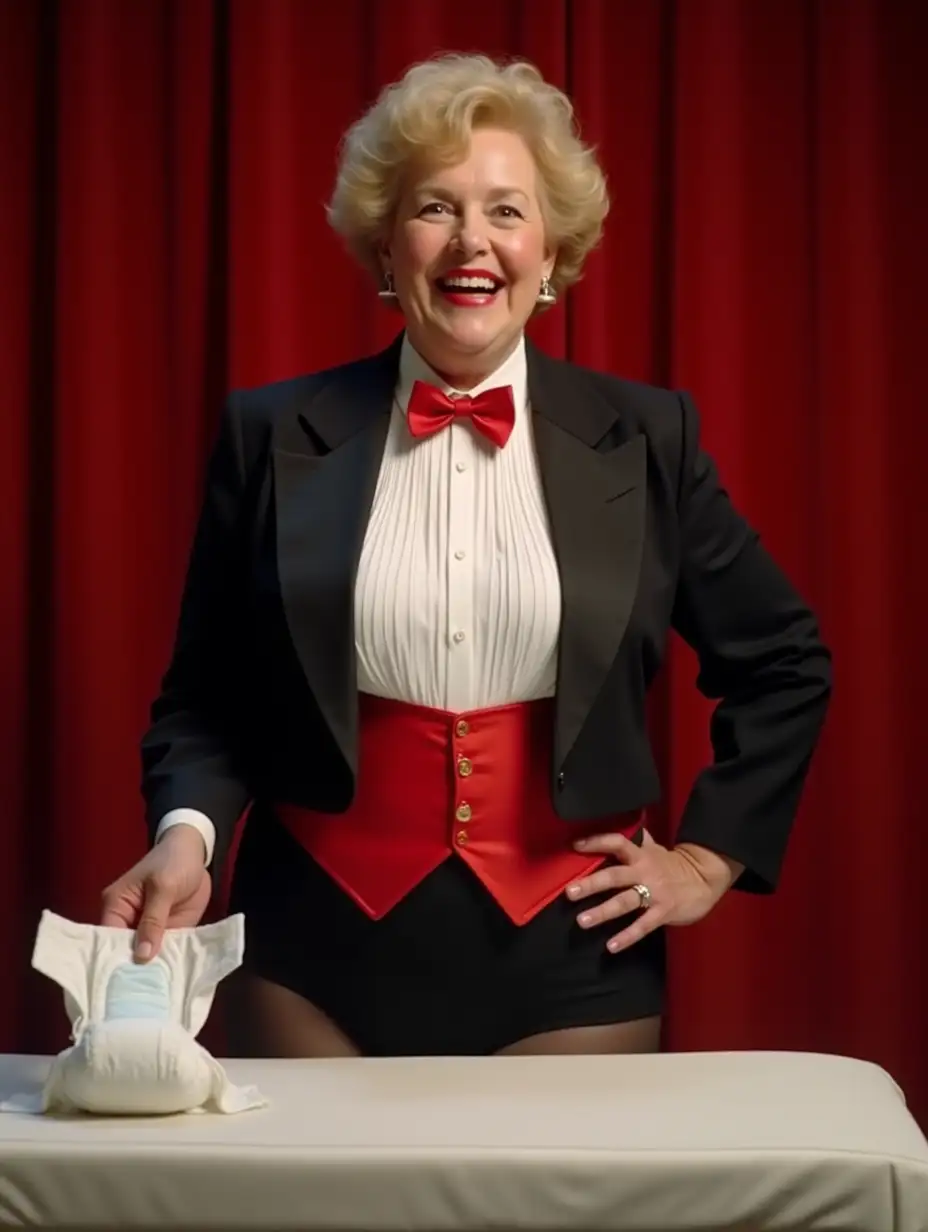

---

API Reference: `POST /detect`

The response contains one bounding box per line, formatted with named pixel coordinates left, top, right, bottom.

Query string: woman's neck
left=410, top=333, right=521, bottom=391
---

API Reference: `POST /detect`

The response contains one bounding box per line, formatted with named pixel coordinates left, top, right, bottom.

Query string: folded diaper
left=0, top=910, right=266, bottom=1116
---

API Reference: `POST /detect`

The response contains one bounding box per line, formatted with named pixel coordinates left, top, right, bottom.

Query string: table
left=1, top=1050, right=926, bottom=1230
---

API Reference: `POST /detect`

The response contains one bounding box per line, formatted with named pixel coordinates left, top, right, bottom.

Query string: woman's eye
left=496, top=205, right=524, bottom=219
left=420, top=202, right=451, bottom=216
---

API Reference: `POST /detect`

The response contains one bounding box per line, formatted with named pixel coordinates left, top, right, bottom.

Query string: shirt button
left=455, top=719, right=470, bottom=737
left=454, top=549, right=466, bottom=560
left=455, top=461, right=467, bottom=473
left=458, top=758, right=473, bottom=778
left=455, top=802, right=472, bottom=822
left=452, top=631, right=466, bottom=644
left=456, top=830, right=469, bottom=846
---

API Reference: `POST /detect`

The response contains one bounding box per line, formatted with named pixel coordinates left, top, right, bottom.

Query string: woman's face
left=383, top=127, right=555, bottom=386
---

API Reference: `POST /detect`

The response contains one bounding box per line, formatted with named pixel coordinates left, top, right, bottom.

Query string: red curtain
left=3, top=0, right=926, bottom=1122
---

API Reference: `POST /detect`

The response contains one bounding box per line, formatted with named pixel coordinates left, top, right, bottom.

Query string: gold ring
left=632, top=883, right=652, bottom=910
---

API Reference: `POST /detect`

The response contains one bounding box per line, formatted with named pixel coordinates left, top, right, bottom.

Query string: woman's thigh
left=223, top=971, right=361, bottom=1058
left=496, top=1015, right=661, bottom=1056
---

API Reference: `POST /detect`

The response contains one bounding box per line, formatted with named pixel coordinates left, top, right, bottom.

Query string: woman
left=101, top=54, right=831, bottom=1058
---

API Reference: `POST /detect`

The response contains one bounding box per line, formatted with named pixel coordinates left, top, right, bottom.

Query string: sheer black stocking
left=496, top=1015, right=661, bottom=1055
left=223, top=972, right=361, bottom=1058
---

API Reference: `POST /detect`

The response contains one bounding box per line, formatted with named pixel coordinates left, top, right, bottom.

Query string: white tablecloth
left=1, top=1050, right=926, bottom=1230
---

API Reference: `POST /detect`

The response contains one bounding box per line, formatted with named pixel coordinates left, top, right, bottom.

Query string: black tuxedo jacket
left=141, top=336, right=832, bottom=892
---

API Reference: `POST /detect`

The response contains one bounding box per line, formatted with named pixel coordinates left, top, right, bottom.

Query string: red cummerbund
left=276, top=693, right=643, bottom=925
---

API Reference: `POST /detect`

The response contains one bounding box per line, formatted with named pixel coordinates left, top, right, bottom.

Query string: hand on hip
left=565, top=830, right=731, bottom=954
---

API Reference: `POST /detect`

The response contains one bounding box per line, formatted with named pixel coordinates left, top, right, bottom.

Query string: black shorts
left=229, top=808, right=666, bottom=1056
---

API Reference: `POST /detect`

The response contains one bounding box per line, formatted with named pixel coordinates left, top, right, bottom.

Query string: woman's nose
left=451, top=210, right=490, bottom=258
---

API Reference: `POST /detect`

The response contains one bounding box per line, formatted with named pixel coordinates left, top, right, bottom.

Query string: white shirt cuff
left=155, top=809, right=216, bottom=867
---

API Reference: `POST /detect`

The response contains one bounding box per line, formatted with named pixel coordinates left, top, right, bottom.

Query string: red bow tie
left=406, top=380, right=516, bottom=448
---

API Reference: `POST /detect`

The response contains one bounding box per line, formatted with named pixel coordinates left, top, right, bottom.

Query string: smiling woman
left=103, top=53, right=832, bottom=1063
left=382, top=128, right=553, bottom=380
left=326, top=55, right=606, bottom=383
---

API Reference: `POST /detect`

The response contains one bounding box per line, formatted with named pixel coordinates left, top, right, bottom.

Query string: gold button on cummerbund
left=455, top=803, right=472, bottom=822
left=455, top=719, right=470, bottom=737
left=457, top=757, right=473, bottom=777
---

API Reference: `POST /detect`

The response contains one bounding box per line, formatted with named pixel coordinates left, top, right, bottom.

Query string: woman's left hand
left=566, top=831, right=743, bottom=954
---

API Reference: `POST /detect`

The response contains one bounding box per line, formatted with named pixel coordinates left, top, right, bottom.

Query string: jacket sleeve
left=140, top=394, right=254, bottom=875
left=670, top=392, right=832, bottom=892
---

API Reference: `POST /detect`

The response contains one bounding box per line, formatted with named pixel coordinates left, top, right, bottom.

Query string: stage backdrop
left=2, top=0, right=926, bottom=1122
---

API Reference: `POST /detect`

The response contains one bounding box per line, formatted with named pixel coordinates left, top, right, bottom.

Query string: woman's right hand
left=101, top=826, right=212, bottom=961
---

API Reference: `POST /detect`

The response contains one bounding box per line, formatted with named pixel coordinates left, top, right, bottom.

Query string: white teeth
left=440, top=276, right=498, bottom=291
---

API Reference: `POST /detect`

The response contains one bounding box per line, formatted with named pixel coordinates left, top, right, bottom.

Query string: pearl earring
left=378, top=272, right=398, bottom=302
left=536, top=276, right=557, bottom=305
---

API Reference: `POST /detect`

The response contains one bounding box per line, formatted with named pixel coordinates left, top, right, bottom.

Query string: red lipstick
left=434, top=268, right=504, bottom=308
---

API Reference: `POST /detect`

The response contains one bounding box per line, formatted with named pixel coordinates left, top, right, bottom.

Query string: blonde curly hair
left=327, top=53, right=609, bottom=298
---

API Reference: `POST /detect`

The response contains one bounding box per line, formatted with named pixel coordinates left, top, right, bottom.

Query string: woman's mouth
left=434, top=273, right=505, bottom=307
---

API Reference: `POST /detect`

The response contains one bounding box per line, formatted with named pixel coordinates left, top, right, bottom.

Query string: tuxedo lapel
left=272, top=341, right=400, bottom=774
left=527, top=343, right=647, bottom=770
